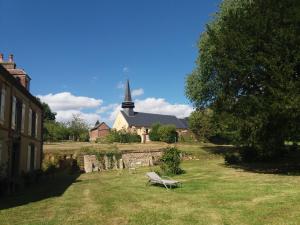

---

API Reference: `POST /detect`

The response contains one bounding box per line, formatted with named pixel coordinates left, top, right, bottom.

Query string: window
left=21, top=103, right=26, bottom=133
left=0, top=85, right=6, bottom=124
left=28, top=108, right=32, bottom=135
left=11, top=96, right=23, bottom=132
left=35, top=113, right=38, bottom=138
left=27, top=144, right=35, bottom=172
left=32, top=111, right=36, bottom=137
left=11, top=96, right=16, bottom=129
left=34, top=146, right=38, bottom=169
left=0, top=140, right=3, bottom=163
left=28, top=109, right=38, bottom=138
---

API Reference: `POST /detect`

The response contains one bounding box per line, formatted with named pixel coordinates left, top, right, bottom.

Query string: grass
left=43, top=141, right=171, bottom=155
left=1, top=143, right=300, bottom=225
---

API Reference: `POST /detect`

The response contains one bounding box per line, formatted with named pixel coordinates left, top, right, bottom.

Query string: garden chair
left=146, top=172, right=181, bottom=189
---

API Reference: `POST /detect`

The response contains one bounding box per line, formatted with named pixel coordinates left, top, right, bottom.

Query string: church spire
left=122, top=79, right=135, bottom=116
left=124, top=79, right=132, bottom=102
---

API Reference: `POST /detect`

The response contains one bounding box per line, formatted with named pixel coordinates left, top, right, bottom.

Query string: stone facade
left=0, top=54, right=43, bottom=180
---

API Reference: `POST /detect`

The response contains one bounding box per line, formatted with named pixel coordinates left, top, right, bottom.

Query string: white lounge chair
left=146, top=172, right=181, bottom=189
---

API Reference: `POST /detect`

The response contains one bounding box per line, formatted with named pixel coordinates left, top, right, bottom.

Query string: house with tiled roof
left=113, top=80, right=189, bottom=142
left=89, top=120, right=110, bottom=141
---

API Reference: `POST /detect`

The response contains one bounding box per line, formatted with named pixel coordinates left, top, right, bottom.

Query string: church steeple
left=122, top=79, right=135, bottom=116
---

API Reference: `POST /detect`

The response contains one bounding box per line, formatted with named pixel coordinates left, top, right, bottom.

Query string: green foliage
left=185, top=0, right=300, bottom=160
left=224, top=152, right=242, bottom=165
left=157, top=125, right=178, bottom=143
left=79, top=132, right=90, bottom=142
left=178, top=133, right=196, bottom=143
left=44, top=121, right=70, bottom=142
left=188, top=109, right=214, bottom=141
left=149, top=123, right=161, bottom=141
left=36, top=98, right=56, bottom=121
left=67, top=115, right=89, bottom=142
left=102, top=129, right=141, bottom=143
left=160, top=147, right=183, bottom=175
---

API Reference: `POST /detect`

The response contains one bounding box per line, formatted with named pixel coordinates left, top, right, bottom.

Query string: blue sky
left=0, top=0, right=220, bottom=125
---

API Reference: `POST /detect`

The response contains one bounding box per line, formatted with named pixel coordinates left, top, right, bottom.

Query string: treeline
left=38, top=99, right=90, bottom=142
left=96, top=130, right=141, bottom=143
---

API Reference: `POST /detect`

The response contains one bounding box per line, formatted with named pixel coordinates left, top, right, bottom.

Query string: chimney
left=0, top=53, right=16, bottom=70
left=8, top=54, right=14, bottom=62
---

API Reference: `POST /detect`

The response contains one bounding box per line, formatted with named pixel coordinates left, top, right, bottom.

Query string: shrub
left=240, top=146, right=259, bottom=162
left=149, top=123, right=161, bottom=141
left=128, top=133, right=141, bottom=143
left=179, top=133, right=196, bottom=143
left=158, top=125, right=178, bottom=143
left=224, top=152, right=241, bottom=164
left=104, top=129, right=141, bottom=143
left=160, top=147, right=184, bottom=175
left=105, top=130, right=121, bottom=143
left=79, top=132, right=89, bottom=142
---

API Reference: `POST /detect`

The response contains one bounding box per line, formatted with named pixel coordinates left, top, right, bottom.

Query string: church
left=112, top=80, right=189, bottom=143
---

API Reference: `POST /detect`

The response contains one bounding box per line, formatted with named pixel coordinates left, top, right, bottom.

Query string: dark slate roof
left=179, top=118, right=189, bottom=129
left=121, top=111, right=188, bottom=129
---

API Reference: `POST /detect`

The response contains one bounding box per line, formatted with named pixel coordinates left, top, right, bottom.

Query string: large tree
left=186, top=0, right=300, bottom=159
left=36, top=97, right=56, bottom=121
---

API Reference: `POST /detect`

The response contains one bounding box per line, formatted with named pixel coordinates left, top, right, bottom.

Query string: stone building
left=89, top=120, right=110, bottom=141
left=113, top=80, right=189, bottom=142
left=0, top=54, right=43, bottom=181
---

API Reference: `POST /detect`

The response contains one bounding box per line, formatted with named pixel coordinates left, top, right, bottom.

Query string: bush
left=105, top=129, right=120, bottom=143
left=158, top=125, right=178, bottom=143
left=149, top=123, right=161, bottom=141
left=103, top=129, right=141, bottom=143
left=79, top=132, right=89, bottom=142
left=160, top=147, right=184, bottom=175
left=224, top=152, right=241, bottom=165
left=179, top=133, right=196, bottom=143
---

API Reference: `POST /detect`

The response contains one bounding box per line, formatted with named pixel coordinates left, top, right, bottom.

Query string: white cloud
left=38, top=92, right=192, bottom=127
left=123, top=67, right=129, bottom=73
left=37, top=92, right=103, bottom=111
left=96, top=104, right=119, bottom=114
left=117, top=81, right=124, bottom=89
left=55, top=110, right=101, bottom=126
left=135, top=98, right=193, bottom=118
left=131, top=88, right=144, bottom=97
left=106, top=98, right=193, bottom=124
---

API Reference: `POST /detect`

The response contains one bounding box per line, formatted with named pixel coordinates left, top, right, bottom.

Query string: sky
left=0, top=0, right=220, bottom=126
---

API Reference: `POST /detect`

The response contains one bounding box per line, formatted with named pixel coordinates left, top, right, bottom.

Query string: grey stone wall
left=121, top=151, right=163, bottom=168
left=83, top=150, right=164, bottom=173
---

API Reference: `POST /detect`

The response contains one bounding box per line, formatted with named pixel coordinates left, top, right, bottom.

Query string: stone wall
left=43, top=149, right=165, bottom=173
left=121, top=150, right=163, bottom=168
left=82, top=150, right=164, bottom=173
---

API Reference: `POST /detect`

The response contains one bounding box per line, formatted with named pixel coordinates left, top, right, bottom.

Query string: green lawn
left=1, top=144, right=300, bottom=225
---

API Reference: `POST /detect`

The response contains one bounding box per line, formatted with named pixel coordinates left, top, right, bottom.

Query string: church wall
left=112, top=112, right=129, bottom=131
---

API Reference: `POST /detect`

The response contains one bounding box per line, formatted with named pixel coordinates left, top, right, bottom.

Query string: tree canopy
left=186, top=0, right=300, bottom=159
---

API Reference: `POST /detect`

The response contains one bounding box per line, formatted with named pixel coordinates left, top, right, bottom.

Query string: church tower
left=122, top=80, right=135, bottom=116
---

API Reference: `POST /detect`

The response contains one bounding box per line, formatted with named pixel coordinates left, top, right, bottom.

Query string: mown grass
left=43, top=141, right=171, bottom=155
left=1, top=144, right=300, bottom=225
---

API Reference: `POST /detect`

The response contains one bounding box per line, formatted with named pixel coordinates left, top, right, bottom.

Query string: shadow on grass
left=202, top=145, right=300, bottom=176
left=0, top=172, right=81, bottom=210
